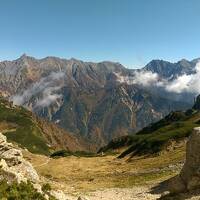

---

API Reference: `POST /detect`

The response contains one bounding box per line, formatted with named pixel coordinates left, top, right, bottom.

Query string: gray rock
left=0, top=132, right=72, bottom=200
left=168, top=127, right=200, bottom=193
left=0, top=132, right=39, bottom=183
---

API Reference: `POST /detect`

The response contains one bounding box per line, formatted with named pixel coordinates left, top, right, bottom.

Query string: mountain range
left=0, top=55, right=198, bottom=148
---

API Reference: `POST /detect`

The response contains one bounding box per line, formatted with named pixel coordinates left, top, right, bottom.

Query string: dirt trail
left=50, top=186, right=161, bottom=200
left=84, top=187, right=161, bottom=200
left=33, top=157, right=50, bottom=168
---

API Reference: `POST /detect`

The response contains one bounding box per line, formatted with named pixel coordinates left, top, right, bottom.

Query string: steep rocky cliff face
left=0, top=55, right=192, bottom=146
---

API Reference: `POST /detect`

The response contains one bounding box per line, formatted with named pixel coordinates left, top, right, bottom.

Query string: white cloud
left=165, top=62, right=200, bottom=94
left=35, top=86, right=62, bottom=107
left=10, top=71, right=65, bottom=107
left=115, top=61, right=200, bottom=95
left=114, top=71, right=159, bottom=87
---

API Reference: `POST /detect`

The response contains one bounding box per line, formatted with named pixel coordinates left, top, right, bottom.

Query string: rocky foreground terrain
left=158, top=127, right=200, bottom=199
left=90, top=127, right=200, bottom=200
left=1, top=94, right=200, bottom=199
left=0, top=132, right=39, bottom=184
left=2, top=124, right=200, bottom=199
left=0, top=131, right=90, bottom=200
left=0, top=130, right=158, bottom=200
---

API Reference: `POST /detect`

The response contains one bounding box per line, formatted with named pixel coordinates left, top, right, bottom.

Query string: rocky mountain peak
left=177, top=58, right=192, bottom=68
left=20, top=53, right=28, bottom=59
left=17, top=53, right=35, bottom=62
left=144, top=58, right=196, bottom=79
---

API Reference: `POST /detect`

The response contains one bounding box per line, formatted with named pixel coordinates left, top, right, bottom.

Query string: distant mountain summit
left=144, top=58, right=197, bottom=79
left=0, top=55, right=196, bottom=147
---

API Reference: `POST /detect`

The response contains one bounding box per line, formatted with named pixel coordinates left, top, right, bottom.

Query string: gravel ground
left=79, top=187, right=161, bottom=200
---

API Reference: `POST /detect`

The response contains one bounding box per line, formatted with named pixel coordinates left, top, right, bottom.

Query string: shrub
left=42, top=183, right=51, bottom=193
left=0, top=181, right=56, bottom=200
left=0, top=180, right=45, bottom=200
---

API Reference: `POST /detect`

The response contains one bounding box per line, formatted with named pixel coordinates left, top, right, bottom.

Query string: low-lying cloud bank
left=116, top=62, right=200, bottom=94
left=115, top=70, right=159, bottom=87
left=166, top=62, right=200, bottom=94
left=10, top=71, right=65, bottom=107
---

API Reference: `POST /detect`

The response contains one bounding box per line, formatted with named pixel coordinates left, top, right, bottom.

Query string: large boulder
left=168, top=127, right=200, bottom=193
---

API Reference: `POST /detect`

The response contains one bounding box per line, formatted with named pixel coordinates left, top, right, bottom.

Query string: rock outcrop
left=167, top=127, right=200, bottom=194
left=0, top=132, right=87, bottom=200
left=0, top=132, right=39, bottom=184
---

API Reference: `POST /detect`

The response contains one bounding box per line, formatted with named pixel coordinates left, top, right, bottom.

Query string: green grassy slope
left=0, top=97, right=50, bottom=155
left=100, top=109, right=200, bottom=158
left=0, top=97, right=88, bottom=155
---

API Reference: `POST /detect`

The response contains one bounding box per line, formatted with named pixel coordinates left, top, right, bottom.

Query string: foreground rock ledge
left=168, top=127, right=200, bottom=193
left=0, top=132, right=91, bottom=200
left=0, top=132, right=39, bottom=183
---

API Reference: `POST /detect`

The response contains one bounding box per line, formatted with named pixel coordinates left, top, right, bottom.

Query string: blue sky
left=0, top=0, right=200, bottom=68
